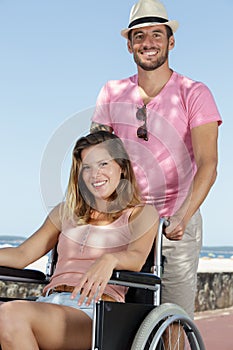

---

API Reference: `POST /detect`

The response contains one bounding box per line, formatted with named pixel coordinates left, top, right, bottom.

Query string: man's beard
left=133, top=47, right=169, bottom=71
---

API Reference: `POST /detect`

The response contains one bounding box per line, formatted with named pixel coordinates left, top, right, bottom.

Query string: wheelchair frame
left=0, top=218, right=206, bottom=350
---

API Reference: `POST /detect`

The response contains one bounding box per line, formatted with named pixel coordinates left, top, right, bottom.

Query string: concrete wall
left=195, top=272, right=233, bottom=312
left=1, top=272, right=233, bottom=313
left=0, top=280, right=44, bottom=299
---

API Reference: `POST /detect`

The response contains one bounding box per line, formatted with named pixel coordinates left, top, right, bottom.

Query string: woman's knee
left=0, top=302, right=19, bottom=343
left=0, top=301, right=16, bottom=322
left=0, top=301, right=28, bottom=329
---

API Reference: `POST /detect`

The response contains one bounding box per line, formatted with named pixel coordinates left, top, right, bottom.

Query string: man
left=90, top=0, right=222, bottom=319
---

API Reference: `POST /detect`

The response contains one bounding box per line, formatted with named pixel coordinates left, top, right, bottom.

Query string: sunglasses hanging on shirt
left=136, top=105, right=148, bottom=141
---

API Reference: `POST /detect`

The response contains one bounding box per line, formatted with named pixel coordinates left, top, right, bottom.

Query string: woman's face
left=81, top=144, right=122, bottom=202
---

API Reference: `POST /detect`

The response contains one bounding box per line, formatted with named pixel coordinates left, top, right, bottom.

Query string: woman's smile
left=92, top=180, right=108, bottom=188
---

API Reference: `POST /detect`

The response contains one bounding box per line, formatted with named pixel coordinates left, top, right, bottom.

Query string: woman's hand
left=71, top=254, right=117, bottom=305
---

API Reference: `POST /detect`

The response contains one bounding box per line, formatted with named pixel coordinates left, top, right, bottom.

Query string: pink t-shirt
left=44, top=209, right=135, bottom=302
left=92, top=71, right=222, bottom=216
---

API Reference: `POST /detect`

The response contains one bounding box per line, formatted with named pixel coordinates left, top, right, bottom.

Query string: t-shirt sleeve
left=92, top=83, right=112, bottom=128
left=187, top=83, right=222, bottom=129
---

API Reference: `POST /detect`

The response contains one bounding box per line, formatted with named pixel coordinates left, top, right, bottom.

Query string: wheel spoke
left=130, top=304, right=205, bottom=350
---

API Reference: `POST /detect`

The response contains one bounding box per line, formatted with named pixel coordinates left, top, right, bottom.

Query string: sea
left=200, top=246, right=233, bottom=259
left=0, top=235, right=233, bottom=260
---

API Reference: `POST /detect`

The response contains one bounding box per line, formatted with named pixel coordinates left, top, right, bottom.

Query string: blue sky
left=0, top=0, right=232, bottom=246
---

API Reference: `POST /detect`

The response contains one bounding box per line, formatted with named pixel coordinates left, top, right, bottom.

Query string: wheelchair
left=0, top=218, right=205, bottom=350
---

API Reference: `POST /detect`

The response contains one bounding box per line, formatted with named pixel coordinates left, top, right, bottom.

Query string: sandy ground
left=197, top=257, right=233, bottom=272
left=26, top=255, right=48, bottom=273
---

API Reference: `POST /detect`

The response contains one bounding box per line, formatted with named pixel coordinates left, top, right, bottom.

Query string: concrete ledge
left=195, top=272, right=233, bottom=312
left=0, top=280, right=44, bottom=299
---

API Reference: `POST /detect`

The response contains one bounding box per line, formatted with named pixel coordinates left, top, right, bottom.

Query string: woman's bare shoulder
left=129, top=204, right=158, bottom=221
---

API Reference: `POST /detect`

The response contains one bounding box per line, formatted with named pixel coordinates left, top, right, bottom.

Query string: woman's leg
left=0, top=299, right=92, bottom=350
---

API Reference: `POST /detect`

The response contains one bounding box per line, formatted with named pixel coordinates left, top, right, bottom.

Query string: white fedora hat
left=121, top=0, right=179, bottom=39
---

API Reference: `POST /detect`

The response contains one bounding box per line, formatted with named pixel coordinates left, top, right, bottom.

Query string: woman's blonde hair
left=63, top=131, right=141, bottom=224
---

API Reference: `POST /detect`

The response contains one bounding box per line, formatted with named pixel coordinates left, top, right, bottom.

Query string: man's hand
left=164, top=216, right=186, bottom=241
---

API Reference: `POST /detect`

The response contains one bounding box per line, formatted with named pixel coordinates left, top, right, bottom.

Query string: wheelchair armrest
left=0, top=266, right=48, bottom=284
left=109, top=270, right=161, bottom=291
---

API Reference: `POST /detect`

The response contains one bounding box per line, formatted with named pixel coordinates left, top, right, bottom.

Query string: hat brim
left=121, top=20, right=179, bottom=39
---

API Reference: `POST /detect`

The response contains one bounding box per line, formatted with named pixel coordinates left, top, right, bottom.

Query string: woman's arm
left=0, top=204, right=62, bottom=269
left=72, top=204, right=159, bottom=305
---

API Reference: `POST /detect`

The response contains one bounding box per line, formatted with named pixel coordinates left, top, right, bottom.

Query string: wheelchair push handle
left=163, top=217, right=170, bottom=229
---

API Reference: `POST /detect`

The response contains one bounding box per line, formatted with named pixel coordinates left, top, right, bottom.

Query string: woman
left=0, top=131, right=159, bottom=350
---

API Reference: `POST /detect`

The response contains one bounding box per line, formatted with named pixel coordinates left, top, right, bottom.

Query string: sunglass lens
left=136, top=107, right=146, bottom=121
left=137, top=125, right=148, bottom=141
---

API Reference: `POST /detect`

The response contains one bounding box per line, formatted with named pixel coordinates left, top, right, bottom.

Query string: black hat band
left=128, top=16, right=168, bottom=29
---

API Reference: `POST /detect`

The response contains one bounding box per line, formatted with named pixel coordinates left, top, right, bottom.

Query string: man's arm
left=90, top=121, right=113, bottom=133
left=165, top=121, right=219, bottom=240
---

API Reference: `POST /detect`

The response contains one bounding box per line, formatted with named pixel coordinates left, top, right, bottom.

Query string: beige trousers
left=161, top=210, right=203, bottom=319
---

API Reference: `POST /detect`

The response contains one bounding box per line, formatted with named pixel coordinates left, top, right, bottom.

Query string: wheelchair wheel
left=131, top=303, right=205, bottom=350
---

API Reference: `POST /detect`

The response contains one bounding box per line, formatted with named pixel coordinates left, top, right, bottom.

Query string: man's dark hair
left=128, top=24, right=173, bottom=41
left=165, top=25, right=173, bottom=39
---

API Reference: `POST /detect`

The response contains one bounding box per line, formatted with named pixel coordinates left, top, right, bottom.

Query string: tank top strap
left=122, top=204, right=145, bottom=223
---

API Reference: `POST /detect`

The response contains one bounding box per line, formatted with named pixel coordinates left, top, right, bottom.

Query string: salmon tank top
left=43, top=208, right=135, bottom=302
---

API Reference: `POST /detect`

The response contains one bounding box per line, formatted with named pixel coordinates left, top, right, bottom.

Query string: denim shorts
left=36, top=292, right=94, bottom=319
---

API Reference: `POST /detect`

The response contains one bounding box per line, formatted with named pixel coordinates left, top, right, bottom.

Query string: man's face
left=128, top=25, right=174, bottom=71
